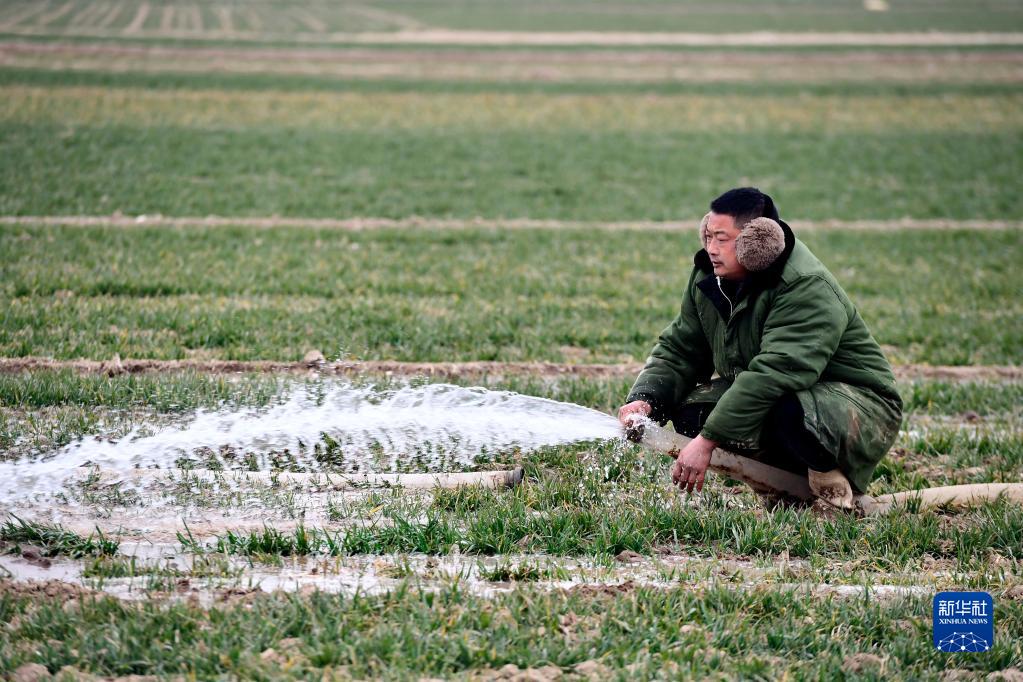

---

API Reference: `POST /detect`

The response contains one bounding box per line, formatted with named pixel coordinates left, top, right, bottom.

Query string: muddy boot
left=807, top=468, right=855, bottom=511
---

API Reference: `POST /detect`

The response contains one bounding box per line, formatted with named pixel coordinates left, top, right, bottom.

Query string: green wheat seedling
left=1, top=516, right=119, bottom=557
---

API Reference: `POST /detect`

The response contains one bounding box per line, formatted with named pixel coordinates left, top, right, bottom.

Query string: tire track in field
left=34, top=1, right=76, bottom=28
left=213, top=7, right=233, bottom=35
left=184, top=4, right=202, bottom=32
left=68, top=2, right=110, bottom=28
left=243, top=9, right=262, bottom=32
left=0, top=357, right=1018, bottom=382
left=96, top=3, right=124, bottom=30
left=123, top=2, right=149, bottom=34
left=292, top=8, right=327, bottom=33
left=0, top=1, right=52, bottom=29
left=66, top=3, right=101, bottom=28
left=158, top=6, right=174, bottom=32
left=1, top=215, right=1020, bottom=232
left=346, top=5, right=431, bottom=31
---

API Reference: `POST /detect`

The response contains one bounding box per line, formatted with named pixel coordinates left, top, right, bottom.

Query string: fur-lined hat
left=698, top=212, right=786, bottom=273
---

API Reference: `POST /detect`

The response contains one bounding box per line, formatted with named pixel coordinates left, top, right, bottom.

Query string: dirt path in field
left=3, top=39, right=1021, bottom=84
left=2, top=215, right=1020, bottom=232
left=0, top=357, right=1018, bottom=382
left=1, top=26, right=1022, bottom=46
left=8, top=38, right=1023, bottom=65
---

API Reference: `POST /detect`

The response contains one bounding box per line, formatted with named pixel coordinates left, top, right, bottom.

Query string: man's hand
left=671, top=435, right=717, bottom=494
left=617, top=400, right=651, bottom=426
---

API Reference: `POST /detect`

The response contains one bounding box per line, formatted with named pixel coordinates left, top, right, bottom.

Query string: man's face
left=704, top=212, right=748, bottom=281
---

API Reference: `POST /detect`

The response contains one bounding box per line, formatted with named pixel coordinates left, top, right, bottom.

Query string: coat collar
left=693, top=219, right=796, bottom=320
left=693, top=218, right=795, bottom=287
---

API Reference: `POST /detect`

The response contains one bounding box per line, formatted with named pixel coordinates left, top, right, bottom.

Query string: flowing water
left=0, top=381, right=624, bottom=509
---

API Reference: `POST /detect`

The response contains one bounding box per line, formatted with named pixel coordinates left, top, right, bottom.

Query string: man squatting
left=618, top=187, right=903, bottom=510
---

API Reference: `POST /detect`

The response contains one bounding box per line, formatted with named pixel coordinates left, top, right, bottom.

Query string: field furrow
left=0, top=357, right=1020, bottom=383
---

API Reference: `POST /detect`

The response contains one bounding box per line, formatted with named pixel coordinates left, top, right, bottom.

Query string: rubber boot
left=807, top=468, right=855, bottom=511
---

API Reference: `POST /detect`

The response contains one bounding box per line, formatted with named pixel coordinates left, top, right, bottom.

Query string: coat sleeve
left=626, top=267, right=714, bottom=423
left=700, top=274, right=849, bottom=447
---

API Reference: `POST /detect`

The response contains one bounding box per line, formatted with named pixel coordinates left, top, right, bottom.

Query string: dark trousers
left=670, top=393, right=838, bottom=474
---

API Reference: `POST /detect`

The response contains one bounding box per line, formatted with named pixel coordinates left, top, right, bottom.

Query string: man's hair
left=710, top=187, right=779, bottom=227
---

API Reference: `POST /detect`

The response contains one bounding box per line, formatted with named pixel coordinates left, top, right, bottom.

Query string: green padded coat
left=627, top=220, right=903, bottom=493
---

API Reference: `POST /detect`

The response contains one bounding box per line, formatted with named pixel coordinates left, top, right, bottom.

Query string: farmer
left=618, top=187, right=902, bottom=510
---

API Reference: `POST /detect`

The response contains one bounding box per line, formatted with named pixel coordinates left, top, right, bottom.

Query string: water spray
left=3, top=380, right=1021, bottom=520
left=80, top=466, right=525, bottom=491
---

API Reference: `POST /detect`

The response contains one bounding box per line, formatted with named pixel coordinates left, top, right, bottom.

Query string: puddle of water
left=0, top=381, right=623, bottom=508
left=0, top=548, right=944, bottom=605
left=901, top=416, right=1020, bottom=442
left=0, top=554, right=83, bottom=583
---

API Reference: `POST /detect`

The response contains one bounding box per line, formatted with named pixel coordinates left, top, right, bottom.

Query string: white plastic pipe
left=859, top=482, right=1023, bottom=515
left=624, top=417, right=813, bottom=500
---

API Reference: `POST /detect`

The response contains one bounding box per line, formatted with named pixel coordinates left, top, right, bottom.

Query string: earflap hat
left=698, top=192, right=786, bottom=272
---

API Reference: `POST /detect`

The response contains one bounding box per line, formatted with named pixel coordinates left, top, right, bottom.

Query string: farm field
left=2, top=1, right=1022, bottom=679
left=2, top=0, right=1023, bottom=40
left=2, top=371, right=1022, bottom=678
left=1, top=226, right=1021, bottom=365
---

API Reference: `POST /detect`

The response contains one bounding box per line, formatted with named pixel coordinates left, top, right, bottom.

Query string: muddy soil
left=0, top=356, right=1019, bottom=382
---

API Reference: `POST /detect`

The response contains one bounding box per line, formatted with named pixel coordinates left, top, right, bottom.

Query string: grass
left=2, top=123, right=1021, bottom=221
left=2, top=371, right=1021, bottom=419
left=80, top=553, right=242, bottom=591
left=476, top=560, right=564, bottom=582
left=0, top=516, right=118, bottom=558
left=198, top=497, right=1023, bottom=569
left=364, top=0, right=1023, bottom=34
left=170, top=450, right=1023, bottom=569
left=2, top=0, right=1022, bottom=35
left=1, top=227, right=1019, bottom=364
left=5, top=64, right=1022, bottom=98
left=1, top=580, right=1020, bottom=679
left=0, top=369, right=287, bottom=411
left=10, top=86, right=1020, bottom=134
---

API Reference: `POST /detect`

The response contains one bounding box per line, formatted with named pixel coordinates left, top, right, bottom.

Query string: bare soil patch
left=3, top=41, right=1021, bottom=84
left=0, top=356, right=643, bottom=378
left=0, top=577, right=95, bottom=600
left=7, top=40, right=1023, bottom=67
left=1, top=27, right=1022, bottom=47
left=2, top=215, right=1020, bottom=232
left=0, top=357, right=1018, bottom=382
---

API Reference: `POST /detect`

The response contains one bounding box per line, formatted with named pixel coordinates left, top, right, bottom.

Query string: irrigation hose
left=624, top=417, right=1023, bottom=516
